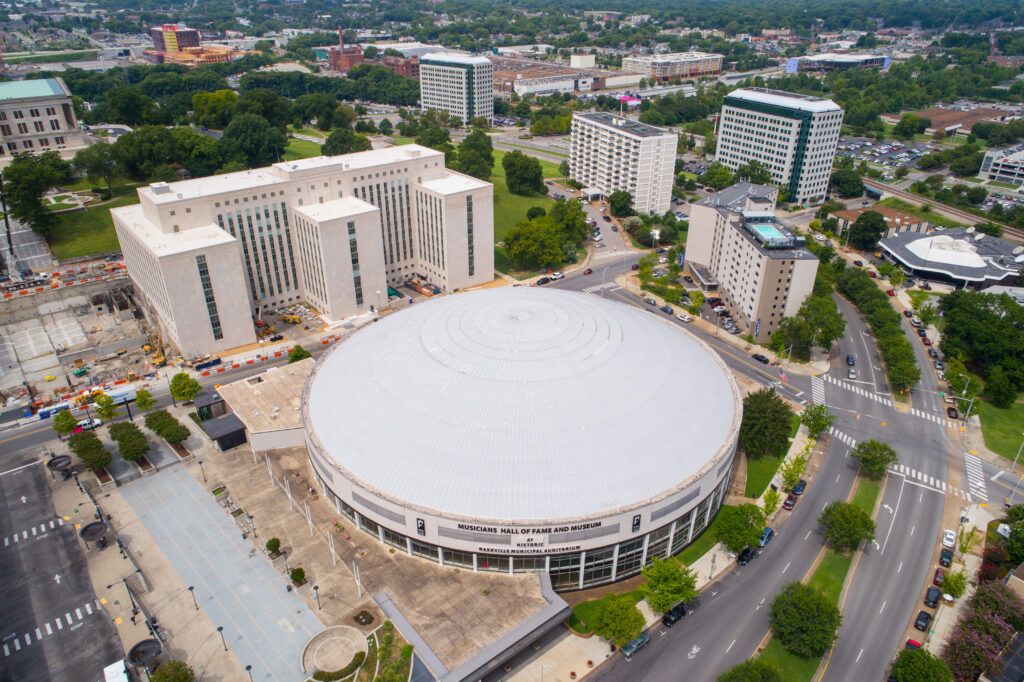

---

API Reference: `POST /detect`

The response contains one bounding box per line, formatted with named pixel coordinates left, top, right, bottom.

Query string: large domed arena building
left=302, top=287, right=741, bottom=590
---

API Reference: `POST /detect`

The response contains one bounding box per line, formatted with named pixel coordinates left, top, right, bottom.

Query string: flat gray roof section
left=218, top=358, right=314, bottom=433
left=574, top=111, right=673, bottom=138
left=201, top=412, right=246, bottom=440
left=697, top=182, right=777, bottom=211
left=880, top=227, right=1024, bottom=284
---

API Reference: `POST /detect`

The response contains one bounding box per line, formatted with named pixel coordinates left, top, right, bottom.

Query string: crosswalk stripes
left=1, top=600, right=104, bottom=657
left=819, top=374, right=892, bottom=407
left=828, top=426, right=858, bottom=449
left=2, top=518, right=64, bottom=547
left=890, top=465, right=973, bottom=499
left=581, top=281, right=619, bottom=294
left=810, top=376, right=825, bottom=405
left=592, top=249, right=634, bottom=260
left=963, top=453, right=989, bottom=502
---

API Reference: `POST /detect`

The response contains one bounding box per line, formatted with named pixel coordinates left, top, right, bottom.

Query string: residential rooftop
left=696, top=182, right=778, bottom=211
left=573, top=112, right=673, bottom=138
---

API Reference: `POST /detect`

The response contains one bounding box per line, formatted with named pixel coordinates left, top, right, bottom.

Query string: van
left=621, top=632, right=650, bottom=659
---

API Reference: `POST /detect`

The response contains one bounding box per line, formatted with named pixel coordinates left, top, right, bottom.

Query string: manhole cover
left=353, top=611, right=373, bottom=626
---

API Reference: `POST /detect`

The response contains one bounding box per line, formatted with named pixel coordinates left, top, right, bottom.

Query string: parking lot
left=837, top=136, right=939, bottom=173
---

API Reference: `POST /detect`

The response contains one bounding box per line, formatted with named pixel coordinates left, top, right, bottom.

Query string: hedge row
left=311, top=651, right=365, bottom=681
left=144, top=410, right=191, bottom=444
left=109, top=422, right=150, bottom=463
left=836, top=269, right=921, bottom=392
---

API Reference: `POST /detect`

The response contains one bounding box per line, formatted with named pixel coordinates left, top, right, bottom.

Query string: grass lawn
left=392, top=136, right=415, bottom=146
left=808, top=549, right=853, bottom=603
left=48, top=191, right=140, bottom=259
left=987, top=179, right=1019, bottom=190
left=745, top=454, right=785, bottom=498
left=569, top=590, right=643, bottom=634
left=977, top=400, right=1024, bottom=461
left=283, top=137, right=322, bottom=161
left=287, top=125, right=326, bottom=139
left=958, top=176, right=984, bottom=183
left=490, top=149, right=558, bottom=243
left=875, top=197, right=966, bottom=229
left=503, top=142, right=570, bottom=158
left=851, top=478, right=881, bottom=518
left=759, top=639, right=821, bottom=682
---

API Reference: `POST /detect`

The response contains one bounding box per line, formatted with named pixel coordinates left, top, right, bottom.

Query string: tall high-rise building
left=569, top=112, right=676, bottom=215
left=112, top=145, right=494, bottom=357
left=715, top=88, right=843, bottom=206
left=418, top=54, right=494, bottom=124
left=150, top=25, right=200, bottom=54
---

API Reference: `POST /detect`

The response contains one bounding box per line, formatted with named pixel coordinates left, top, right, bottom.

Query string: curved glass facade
left=313, top=468, right=731, bottom=591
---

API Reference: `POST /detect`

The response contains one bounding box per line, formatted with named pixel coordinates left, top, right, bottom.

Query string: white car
left=77, top=418, right=103, bottom=430
left=593, top=235, right=603, bottom=242
left=550, top=272, right=565, bottom=280
left=676, top=314, right=691, bottom=323
left=942, top=530, right=956, bottom=548
left=813, top=234, right=827, bottom=242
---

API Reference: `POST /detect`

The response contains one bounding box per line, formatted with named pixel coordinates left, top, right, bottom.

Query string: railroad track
left=862, top=178, right=1024, bottom=242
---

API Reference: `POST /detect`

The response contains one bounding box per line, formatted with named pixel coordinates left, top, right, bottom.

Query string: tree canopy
left=851, top=440, right=899, bottom=479
left=739, top=388, right=793, bottom=459
left=819, top=501, right=876, bottom=552
left=169, top=373, right=202, bottom=403
left=591, top=594, right=645, bottom=647
left=638, top=557, right=698, bottom=614
left=847, top=210, right=887, bottom=250
left=715, top=503, right=766, bottom=553
left=1, top=151, right=70, bottom=236
left=502, top=150, right=545, bottom=195
left=770, top=582, right=842, bottom=657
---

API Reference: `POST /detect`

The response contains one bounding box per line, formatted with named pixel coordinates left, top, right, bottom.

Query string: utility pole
left=0, top=174, right=14, bottom=276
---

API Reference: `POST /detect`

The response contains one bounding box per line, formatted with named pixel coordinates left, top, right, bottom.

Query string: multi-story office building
left=685, top=183, right=818, bottom=343
left=979, top=146, right=1024, bottom=186
left=113, top=145, right=494, bottom=357
left=621, top=52, right=724, bottom=82
left=569, top=112, right=675, bottom=215
left=716, top=88, right=843, bottom=206
left=785, top=53, right=890, bottom=73
left=0, top=78, right=89, bottom=162
left=418, top=54, right=494, bottom=124
left=150, top=25, right=200, bottom=54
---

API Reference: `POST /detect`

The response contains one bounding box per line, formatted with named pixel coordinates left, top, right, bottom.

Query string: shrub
left=290, top=567, right=305, bottom=584
left=312, top=651, right=365, bottom=681
left=265, top=537, right=281, bottom=555
left=770, top=582, right=842, bottom=657
left=978, top=562, right=1000, bottom=582
left=984, top=545, right=1009, bottom=564
left=382, top=620, right=394, bottom=632
left=144, top=410, right=190, bottom=443
left=109, top=422, right=150, bottom=463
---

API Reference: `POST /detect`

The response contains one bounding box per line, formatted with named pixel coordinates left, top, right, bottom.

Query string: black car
left=846, top=354, right=855, bottom=366
left=537, top=277, right=551, bottom=285
left=940, top=548, right=953, bottom=567
left=269, top=334, right=284, bottom=342
left=661, top=602, right=687, bottom=627
left=661, top=305, right=674, bottom=314
left=853, top=260, right=863, bottom=267
left=791, top=479, right=807, bottom=496
left=925, top=586, right=942, bottom=608
left=737, top=547, right=757, bottom=565
left=917, top=328, right=927, bottom=337
left=752, top=353, right=770, bottom=365
left=914, top=610, right=932, bottom=631
left=631, top=263, right=640, bottom=270
left=903, top=310, right=913, bottom=318
left=928, top=348, right=939, bottom=358
left=602, top=215, right=611, bottom=222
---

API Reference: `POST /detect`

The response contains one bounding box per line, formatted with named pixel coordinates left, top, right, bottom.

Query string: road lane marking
left=879, top=601, right=886, bottom=614
left=805, top=530, right=811, bottom=540
left=856, top=648, right=864, bottom=662
left=782, top=562, right=790, bottom=574
left=44, top=623, right=51, bottom=635
left=726, top=639, right=736, bottom=653
left=898, top=561, right=903, bottom=573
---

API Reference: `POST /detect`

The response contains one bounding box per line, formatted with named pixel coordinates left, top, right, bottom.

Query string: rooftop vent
left=150, top=182, right=171, bottom=194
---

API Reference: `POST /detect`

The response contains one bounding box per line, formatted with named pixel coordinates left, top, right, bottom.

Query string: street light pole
left=1013, top=433, right=1024, bottom=472
left=188, top=586, right=198, bottom=611
left=217, top=626, right=227, bottom=651
left=245, top=665, right=253, bottom=681
left=198, top=460, right=206, bottom=482
left=313, top=585, right=321, bottom=610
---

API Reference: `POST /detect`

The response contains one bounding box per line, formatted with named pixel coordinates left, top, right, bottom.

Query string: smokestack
left=338, top=28, right=344, bottom=48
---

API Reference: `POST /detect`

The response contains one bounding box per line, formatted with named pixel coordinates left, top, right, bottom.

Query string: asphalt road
left=0, top=452, right=123, bottom=681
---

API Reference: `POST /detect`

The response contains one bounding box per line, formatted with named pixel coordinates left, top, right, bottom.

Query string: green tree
left=986, top=365, right=1017, bottom=408
left=917, top=303, right=939, bottom=328
left=72, top=144, right=120, bottom=193
left=739, top=388, right=793, bottom=459
left=504, top=217, right=563, bottom=270
left=735, top=160, right=772, bottom=185
left=502, top=150, right=545, bottom=195
left=780, top=454, right=807, bottom=490
left=151, top=660, right=196, bottom=682
left=134, top=389, right=157, bottom=413
left=851, top=440, right=899, bottom=479
left=762, top=488, right=782, bottom=516
left=819, top=501, right=876, bottom=552
left=68, top=431, right=111, bottom=472
left=889, top=648, right=952, bottom=682
left=288, top=345, right=312, bottom=363
left=801, top=403, right=835, bottom=438
left=699, top=162, right=735, bottom=190
left=322, top=128, right=372, bottom=156
left=92, top=394, right=123, bottom=425
left=559, top=159, right=570, bottom=178
left=943, top=570, right=967, bottom=599
left=290, top=567, right=306, bottom=584
left=638, top=557, right=698, bottom=613
left=526, top=206, right=546, bottom=221
left=455, top=130, right=495, bottom=181
left=378, top=118, right=393, bottom=136
left=848, top=210, right=887, bottom=250
left=52, top=409, right=78, bottom=439
left=110, top=422, right=150, bottom=462
left=893, top=114, right=920, bottom=141
left=2, top=151, right=71, bottom=235
left=830, top=169, right=864, bottom=197
left=221, top=113, right=287, bottom=168
left=718, top=659, right=784, bottom=682
left=191, top=89, right=237, bottom=130
left=608, top=190, right=633, bottom=217
left=770, top=582, right=842, bottom=657
left=591, top=594, right=645, bottom=647
left=266, top=537, right=281, bottom=555
left=715, top=503, right=766, bottom=553
left=469, top=116, right=488, bottom=129
left=234, top=88, right=292, bottom=130
left=169, top=372, right=202, bottom=403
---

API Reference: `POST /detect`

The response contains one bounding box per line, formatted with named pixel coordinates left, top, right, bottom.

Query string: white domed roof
left=304, top=287, right=740, bottom=522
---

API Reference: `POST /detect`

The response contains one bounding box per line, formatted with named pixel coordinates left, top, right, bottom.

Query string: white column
left=610, top=544, right=620, bottom=582
left=577, top=551, right=586, bottom=590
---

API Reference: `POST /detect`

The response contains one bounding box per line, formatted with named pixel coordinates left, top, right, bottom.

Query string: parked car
left=631, top=263, right=640, bottom=270
left=536, top=277, right=551, bottom=285
left=759, top=527, right=775, bottom=547
left=946, top=407, right=959, bottom=420
left=887, top=290, right=896, bottom=297
left=643, top=297, right=657, bottom=305
left=813, top=234, right=826, bottom=242
left=928, top=348, right=939, bottom=358
left=752, top=354, right=770, bottom=365
left=848, top=368, right=857, bottom=379
left=602, top=215, right=611, bottom=222
left=621, top=632, right=650, bottom=659
left=934, top=360, right=945, bottom=370
left=792, top=479, right=807, bottom=496
left=612, top=225, right=619, bottom=231
left=676, top=313, right=691, bottom=323
left=737, top=547, right=758, bottom=565
left=783, top=493, right=797, bottom=510
left=914, top=611, right=932, bottom=632
left=939, top=548, right=953, bottom=567
left=853, top=260, right=864, bottom=267
left=77, top=418, right=103, bottom=430
left=655, top=248, right=667, bottom=254
left=933, top=568, right=944, bottom=586
left=593, top=235, right=603, bottom=242
left=269, top=334, right=284, bottom=342
left=924, top=586, right=942, bottom=608
left=917, top=328, right=927, bottom=337
left=911, top=317, right=922, bottom=327
left=923, top=338, right=933, bottom=346
left=903, top=310, right=913, bottom=318
left=661, top=305, right=674, bottom=314
left=661, top=602, right=687, bottom=627
left=550, top=272, right=564, bottom=280
left=942, top=530, right=957, bottom=548
left=906, top=639, right=922, bottom=650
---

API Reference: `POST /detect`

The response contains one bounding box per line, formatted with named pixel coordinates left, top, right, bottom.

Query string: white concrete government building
left=569, top=112, right=676, bottom=215
left=113, top=145, right=494, bottom=357
left=716, top=88, right=843, bottom=206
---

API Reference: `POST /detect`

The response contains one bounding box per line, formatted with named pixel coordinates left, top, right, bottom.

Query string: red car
left=923, top=337, right=933, bottom=346
left=887, top=290, right=895, bottom=297
left=783, top=493, right=797, bottom=510
left=583, top=268, right=593, bottom=275
left=868, top=271, right=877, bottom=278
left=947, top=407, right=959, bottom=419
left=934, top=568, right=944, bottom=586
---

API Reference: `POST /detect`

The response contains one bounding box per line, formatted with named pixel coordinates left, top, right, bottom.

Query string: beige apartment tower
left=113, top=145, right=494, bottom=357
left=418, top=54, right=494, bottom=124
